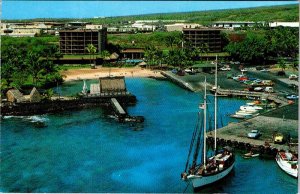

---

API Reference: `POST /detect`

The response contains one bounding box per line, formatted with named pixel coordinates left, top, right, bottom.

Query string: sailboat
left=181, top=57, right=235, bottom=189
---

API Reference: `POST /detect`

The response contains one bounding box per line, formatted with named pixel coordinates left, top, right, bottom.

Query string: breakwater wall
left=1, top=95, right=137, bottom=116
left=206, top=136, right=284, bottom=157
left=161, top=71, right=196, bottom=92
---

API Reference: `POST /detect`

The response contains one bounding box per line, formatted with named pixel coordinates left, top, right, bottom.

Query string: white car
left=254, top=87, right=264, bottom=91
left=289, top=74, right=298, bottom=80
left=286, top=95, right=299, bottom=100
left=260, top=69, right=270, bottom=72
left=247, top=130, right=261, bottom=139
left=253, top=79, right=262, bottom=83
left=241, top=69, right=248, bottom=72
left=220, top=67, right=231, bottom=71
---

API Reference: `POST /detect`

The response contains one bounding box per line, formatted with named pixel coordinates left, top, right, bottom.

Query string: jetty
left=161, top=71, right=196, bottom=92
left=207, top=115, right=298, bottom=156
left=110, top=97, right=144, bottom=122
left=214, top=88, right=289, bottom=105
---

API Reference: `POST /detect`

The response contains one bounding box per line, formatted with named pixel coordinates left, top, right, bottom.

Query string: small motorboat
left=276, top=151, right=298, bottom=178
left=243, top=152, right=260, bottom=158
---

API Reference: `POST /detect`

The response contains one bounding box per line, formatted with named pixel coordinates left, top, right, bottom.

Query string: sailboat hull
left=189, top=161, right=235, bottom=188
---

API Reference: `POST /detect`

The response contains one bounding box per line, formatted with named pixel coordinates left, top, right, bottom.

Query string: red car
left=238, top=76, right=248, bottom=81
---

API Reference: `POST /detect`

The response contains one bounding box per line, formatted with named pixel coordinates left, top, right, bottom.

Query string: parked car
left=289, top=74, right=298, bottom=80
left=233, top=74, right=246, bottom=81
left=254, top=87, right=264, bottom=92
left=286, top=94, right=299, bottom=100
left=247, top=130, right=261, bottom=139
left=171, top=69, right=178, bottom=74
left=262, top=80, right=274, bottom=86
left=264, top=87, right=274, bottom=93
left=177, top=70, right=185, bottom=76
left=248, top=77, right=257, bottom=81
left=220, top=67, right=231, bottom=71
left=274, top=133, right=284, bottom=144
left=238, top=76, right=248, bottom=81
left=260, top=68, right=270, bottom=72
left=241, top=68, right=248, bottom=72
left=244, top=80, right=253, bottom=85
left=253, top=79, right=262, bottom=83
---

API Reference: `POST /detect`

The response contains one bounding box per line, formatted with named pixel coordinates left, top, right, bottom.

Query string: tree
left=266, top=27, right=298, bottom=58
left=164, top=34, right=182, bottom=50
left=225, top=32, right=267, bottom=64
left=86, top=44, right=97, bottom=68
left=144, top=45, right=158, bottom=69
left=278, top=59, right=287, bottom=71
left=25, top=51, right=43, bottom=86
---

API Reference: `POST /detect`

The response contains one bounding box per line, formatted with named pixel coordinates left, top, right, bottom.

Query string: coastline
left=61, top=67, right=164, bottom=81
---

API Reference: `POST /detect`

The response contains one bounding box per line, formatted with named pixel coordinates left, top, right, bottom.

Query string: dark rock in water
left=33, top=121, right=47, bottom=128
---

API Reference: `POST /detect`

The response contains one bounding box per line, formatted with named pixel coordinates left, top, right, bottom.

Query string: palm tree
left=86, top=44, right=97, bottom=68
left=144, top=45, right=157, bottom=69
left=25, top=51, right=42, bottom=86
left=101, top=50, right=111, bottom=60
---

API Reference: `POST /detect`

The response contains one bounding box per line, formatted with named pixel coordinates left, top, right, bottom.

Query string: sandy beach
left=61, top=67, right=164, bottom=81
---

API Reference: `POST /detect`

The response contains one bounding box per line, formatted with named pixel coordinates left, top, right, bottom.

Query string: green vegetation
left=1, top=36, right=63, bottom=94
left=108, top=31, right=182, bottom=49
left=225, top=27, right=298, bottom=64
left=4, top=4, right=298, bottom=25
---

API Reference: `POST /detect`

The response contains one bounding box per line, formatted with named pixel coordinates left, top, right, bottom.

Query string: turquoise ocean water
left=1, top=78, right=297, bottom=193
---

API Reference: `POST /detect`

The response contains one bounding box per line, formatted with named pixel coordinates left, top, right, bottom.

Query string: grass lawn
left=62, top=54, right=102, bottom=59
left=58, top=64, right=91, bottom=71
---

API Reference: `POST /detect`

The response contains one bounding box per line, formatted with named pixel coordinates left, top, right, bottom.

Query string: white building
left=269, top=22, right=299, bottom=28
left=85, top=24, right=103, bottom=30
left=165, top=23, right=201, bottom=32
left=212, top=21, right=258, bottom=29
left=131, top=23, right=156, bottom=32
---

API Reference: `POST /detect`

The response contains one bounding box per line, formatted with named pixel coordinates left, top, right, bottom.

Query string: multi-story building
left=59, top=28, right=107, bottom=54
left=182, top=28, right=225, bottom=53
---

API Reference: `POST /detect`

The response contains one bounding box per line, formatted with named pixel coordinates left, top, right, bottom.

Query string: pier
left=161, top=71, right=196, bottom=92
left=110, top=98, right=126, bottom=116
left=109, top=97, right=144, bottom=122
left=207, top=115, right=298, bottom=155
left=215, top=88, right=289, bottom=105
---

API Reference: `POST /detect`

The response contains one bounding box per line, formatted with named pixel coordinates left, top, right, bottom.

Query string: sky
left=2, top=1, right=298, bottom=20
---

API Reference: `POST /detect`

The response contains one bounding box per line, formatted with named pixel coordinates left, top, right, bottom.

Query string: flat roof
left=121, top=48, right=145, bottom=53
left=183, top=28, right=223, bottom=31
left=213, top=21, right=257, bottom=24
left=59, top=29, right=101, bottom=32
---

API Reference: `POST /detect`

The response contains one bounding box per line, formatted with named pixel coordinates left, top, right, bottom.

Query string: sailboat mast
left=214, top=55, right=218, bottom=152
left=203, top=77, right=207, bottom=169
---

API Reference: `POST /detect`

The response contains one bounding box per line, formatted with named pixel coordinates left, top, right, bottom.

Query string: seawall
left=1, top=95, right=137, bottom=116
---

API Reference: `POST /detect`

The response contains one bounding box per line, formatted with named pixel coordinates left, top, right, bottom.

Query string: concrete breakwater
left=161, top=71, right=196, bottom=92
left=207, top=115, right=298, bottom=154
left=1, top=95, right=137, bottom=117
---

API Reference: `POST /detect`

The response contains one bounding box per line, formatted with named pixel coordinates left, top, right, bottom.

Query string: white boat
left=235, top=111, right=253, bottom=116
left=181, top=57, right=235, bottom=189
left=276, top=151, right=298, bottom=178
left=230, top=114, right=252, bottom=119
left=238, top=109, right=258, bottom=114
left=243, top=152, right=260, bottom=158
left=240, top=105, right=263, bottom=111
